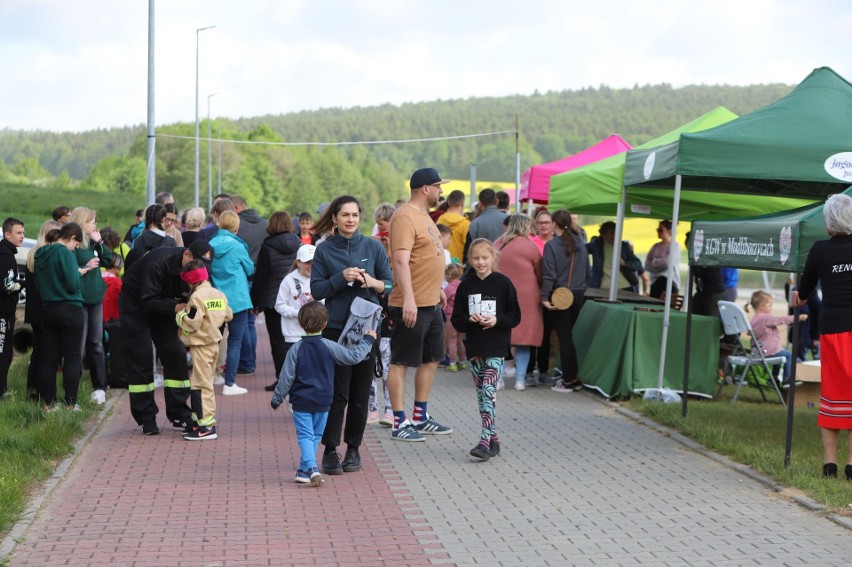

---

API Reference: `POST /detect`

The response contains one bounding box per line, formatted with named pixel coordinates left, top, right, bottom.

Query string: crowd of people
left=2, top=175, right=849, bottom=484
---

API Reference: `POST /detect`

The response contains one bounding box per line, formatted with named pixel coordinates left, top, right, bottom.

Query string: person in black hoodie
left=249, top=211, right=301, bottom=386
left=124, top=204, right=176, bottom=270
left=0, top=217, right=25, bottom=399
left=451, top=238, right=520, bottom=461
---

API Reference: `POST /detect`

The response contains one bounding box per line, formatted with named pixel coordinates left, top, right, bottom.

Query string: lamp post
left=194, top=24, right=215, bottom=207
left=207, top=92, right=218, bottom=211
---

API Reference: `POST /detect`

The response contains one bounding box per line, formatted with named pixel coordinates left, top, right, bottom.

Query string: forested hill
left=0, top=82, right=792, bottom=216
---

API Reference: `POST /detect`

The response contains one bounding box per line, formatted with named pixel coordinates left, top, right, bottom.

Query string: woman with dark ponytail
left=34, top=223, right=96, bottom=411
left=540, top=210, right=590, bottom=393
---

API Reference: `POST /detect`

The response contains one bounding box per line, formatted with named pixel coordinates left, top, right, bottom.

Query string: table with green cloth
left=573, top=301, right=722, bottom=398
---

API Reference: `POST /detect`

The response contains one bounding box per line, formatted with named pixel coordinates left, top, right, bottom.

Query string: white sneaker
left=496, top=378, right=505, bottom=391
left=153, top=373, right=164, bottom=389
left=213, top=374, right=225, bottom=386
left=222, top=383, right=248, bottom=396
left=514, top=379, right=526, bottom=391
left=503, top=366, right=516, bottom=379
left=90, top=389, right=106, bottom=405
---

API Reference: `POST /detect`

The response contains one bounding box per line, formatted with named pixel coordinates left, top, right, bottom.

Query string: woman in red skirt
left=793, top=193, right=852, bottom=479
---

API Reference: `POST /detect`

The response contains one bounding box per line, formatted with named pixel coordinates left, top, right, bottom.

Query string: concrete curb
left=584, top=390, right=852, bottom=532
left=0, top=390, right=120, bottom=562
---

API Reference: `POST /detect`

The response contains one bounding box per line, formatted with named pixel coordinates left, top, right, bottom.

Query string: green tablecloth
left=573, top=301, right=722, bottom=398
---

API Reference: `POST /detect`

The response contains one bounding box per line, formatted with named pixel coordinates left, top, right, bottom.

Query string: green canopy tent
left=548, top=106, right=813, bottom=220
left=622, top=67, right=852, bottom=466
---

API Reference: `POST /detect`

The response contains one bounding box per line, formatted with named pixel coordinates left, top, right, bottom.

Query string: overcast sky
left=1, top=0, right=849, bottom=132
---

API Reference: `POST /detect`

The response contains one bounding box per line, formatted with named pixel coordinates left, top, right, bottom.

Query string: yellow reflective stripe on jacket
left=205, top=298, right=226, bottom=311
left=198, top=415, right=216, bottom=427
left=128, top=383, right=155, bottom=394
left=163, top=379, right=191, bottom=389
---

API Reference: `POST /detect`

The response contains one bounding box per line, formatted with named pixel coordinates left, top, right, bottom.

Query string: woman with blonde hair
left=182, top=207, right=207, bottom=248
left=68, top=206, right=112, bottom=405
left=209, top=210, right=255, bottom=395
left=24, top=219, right=61, bottom=399
left=495, top=214, right=543, bottom=390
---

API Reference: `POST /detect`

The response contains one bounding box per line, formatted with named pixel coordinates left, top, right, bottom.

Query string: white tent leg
left=656, top=174, right=683, bottom=393
left=610, top=186, right=627, bottom=302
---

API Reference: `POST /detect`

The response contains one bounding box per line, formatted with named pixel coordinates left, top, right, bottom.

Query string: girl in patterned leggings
left=450, top=239, right=521, bottom=461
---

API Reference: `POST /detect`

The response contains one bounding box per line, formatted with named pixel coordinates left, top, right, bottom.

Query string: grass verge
left=621, top=385, right=852, bottom=513
left=0, top=353, right=95, bottom=540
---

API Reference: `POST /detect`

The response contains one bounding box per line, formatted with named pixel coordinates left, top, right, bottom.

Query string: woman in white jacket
left=271, top=245, right=317, bottom=390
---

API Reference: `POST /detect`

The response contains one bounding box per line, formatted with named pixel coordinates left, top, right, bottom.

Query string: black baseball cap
left=188, top=240, right=215, bottom=267
left=409, top=167, right=450, bottom=189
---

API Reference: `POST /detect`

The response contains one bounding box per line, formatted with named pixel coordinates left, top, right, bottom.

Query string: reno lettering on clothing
left=831, top=263, right=852, bottom=273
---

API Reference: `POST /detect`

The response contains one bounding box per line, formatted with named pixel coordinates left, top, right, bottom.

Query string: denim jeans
left=513, top=346, right=531, bottom=381
left=293, top=410, right=329, bottom=471
left=80, top=302, right=107, bottom=391
left=225, top=310, right=248, bottom=386
left=238, top=310, right=257, bottom=372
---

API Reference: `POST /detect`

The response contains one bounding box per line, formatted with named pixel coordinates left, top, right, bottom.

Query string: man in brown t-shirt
left=387, top=167, right=454, bottom=441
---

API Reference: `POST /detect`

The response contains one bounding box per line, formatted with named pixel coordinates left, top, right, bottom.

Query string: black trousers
left=535, top=308, right=556, bottom=374
left=321, top=327, right=375, bottom=450
left=122, top=311, right=192, bottom=428
left=552, top=295, right=585, bottom=382
left=26, top=323, right=44, bottom=399
left=264, top=308, right=287, bottom=379
left=39, top=304, right=85, bottom=405
left=0, top=314, right=14, bottom=397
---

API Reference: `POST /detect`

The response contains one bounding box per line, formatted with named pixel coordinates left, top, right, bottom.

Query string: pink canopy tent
left=520, top=134, right=632, bottom=203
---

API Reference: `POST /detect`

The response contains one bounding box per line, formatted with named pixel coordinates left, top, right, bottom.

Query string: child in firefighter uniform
left=176, top=260, right=233, bottom=440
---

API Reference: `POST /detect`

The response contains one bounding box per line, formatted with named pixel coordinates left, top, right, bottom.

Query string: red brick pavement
left=7, top=321, right=451, bottom=566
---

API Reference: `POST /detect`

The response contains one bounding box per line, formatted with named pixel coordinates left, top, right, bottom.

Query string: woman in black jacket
left=249, top=211, right=301, bottom=389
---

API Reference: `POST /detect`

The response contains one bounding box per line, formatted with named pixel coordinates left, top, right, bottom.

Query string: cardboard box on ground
left=794, top=361, right=821, bottom=409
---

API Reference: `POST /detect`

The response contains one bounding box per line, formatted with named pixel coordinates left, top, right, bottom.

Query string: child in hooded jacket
left=451, top=238, right=520, bottom=462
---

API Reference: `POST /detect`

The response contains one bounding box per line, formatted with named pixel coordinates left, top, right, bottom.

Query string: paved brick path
left=5, top=317, right=852, bottom=566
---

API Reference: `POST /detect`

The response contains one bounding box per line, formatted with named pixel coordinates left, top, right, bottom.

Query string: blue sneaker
left=412, top=415, right=453, bottom=435
left=391, top=420, right=425, bottom=442
left=295, top=469, right=311, bottom=484
left=309, top=466, right=324, bottom=487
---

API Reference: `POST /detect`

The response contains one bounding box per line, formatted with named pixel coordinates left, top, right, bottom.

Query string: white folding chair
left=716, top=301, right=786, bottom=407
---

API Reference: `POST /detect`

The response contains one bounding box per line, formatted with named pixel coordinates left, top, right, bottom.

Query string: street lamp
left=207, top=92, right=218, bottom=211
left=194, top=24, right=215, bottom=207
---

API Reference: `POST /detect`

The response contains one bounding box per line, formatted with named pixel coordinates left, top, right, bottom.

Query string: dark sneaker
left=488, top=440, right=501, bottom=458
left=341, top=447, right=361, bottom=473
left=295, top=469, right=311, bottom=484
left=183, top=426, right=218, bottom=441
left=173, top=420, right=193, bottom=434
left=322, top=451, right=344, bottom=475
left=469, top=443, right=490, bottom=461
left=412, top=415, right=453, bottom=435
left=309, top=467, right=324, bottom=487
left=236, top=367, right=255, bottom=375
left=264, top=381, right=278, bottom=392
left=142, top=422, right=160, bottom=436
left=391, top=421, right=425, bottom=442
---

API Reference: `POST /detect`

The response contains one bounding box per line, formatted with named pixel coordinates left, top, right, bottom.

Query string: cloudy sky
left=1, top=0, right=849, bottom=132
